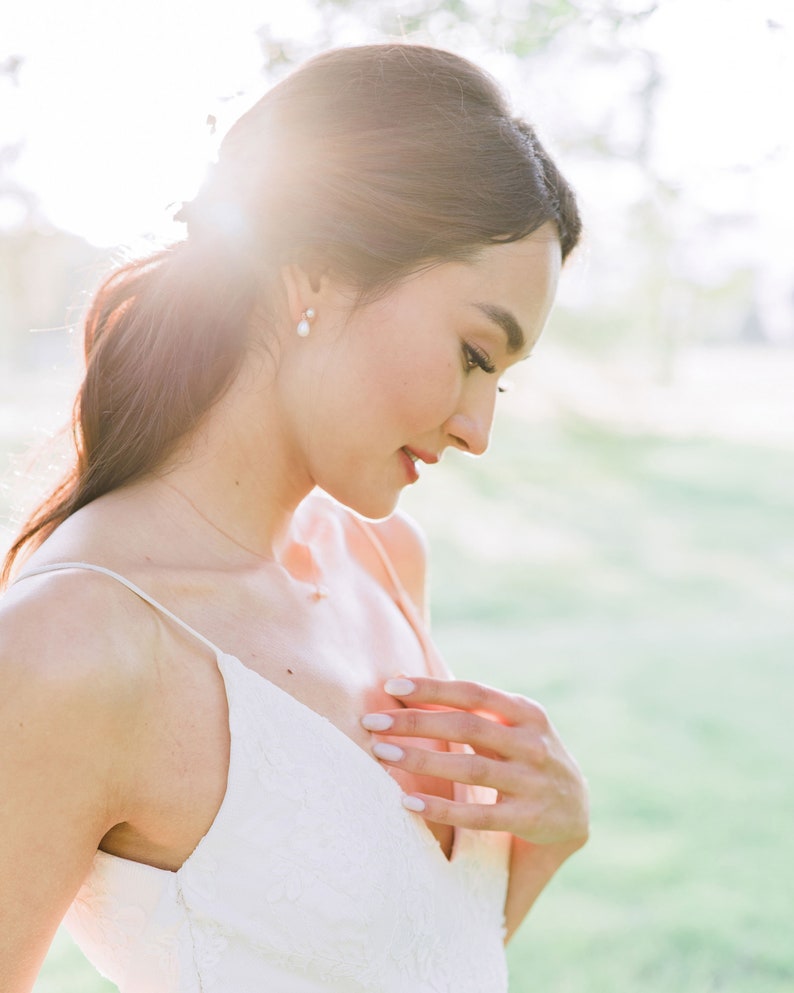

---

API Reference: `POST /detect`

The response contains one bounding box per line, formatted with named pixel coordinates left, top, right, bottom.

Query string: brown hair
left=3, top=43, right=581, bottom=584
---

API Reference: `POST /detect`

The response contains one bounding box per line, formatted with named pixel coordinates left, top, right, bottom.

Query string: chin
left=323, top=483, right=401, bottom=522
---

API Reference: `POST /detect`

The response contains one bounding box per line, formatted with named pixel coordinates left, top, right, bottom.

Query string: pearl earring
left=297, top=307, right=315, bottom=338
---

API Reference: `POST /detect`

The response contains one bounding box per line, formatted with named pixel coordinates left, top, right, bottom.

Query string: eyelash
left=462, top=342, right=496, bottom=375
left=462, top=342, right=510, bottom=393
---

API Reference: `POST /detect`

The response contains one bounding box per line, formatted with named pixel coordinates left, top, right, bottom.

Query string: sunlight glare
left=1, top=0, right=317, bottom=245
left=1, top=0, right=791, bottom=256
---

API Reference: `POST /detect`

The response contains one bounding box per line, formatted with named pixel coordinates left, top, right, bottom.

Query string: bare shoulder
left=0, top=569, right=159, bottom=988
left=0, top=567, right=156, bottom=744
left=0, top=569, right=155, bottom=687
left=309, top=492, right=429, bottom=617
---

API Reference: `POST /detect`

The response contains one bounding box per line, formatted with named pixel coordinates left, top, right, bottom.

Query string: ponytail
left=2, top=240, right=258, bottom=585
left=3, top=43, right=582, bottom=586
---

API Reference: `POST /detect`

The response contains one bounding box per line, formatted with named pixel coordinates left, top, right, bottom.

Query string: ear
left=279, top=263, right=319, bottom=325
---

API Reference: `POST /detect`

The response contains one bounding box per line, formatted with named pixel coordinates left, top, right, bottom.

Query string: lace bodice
left=21, top=561, right=511, bottom=993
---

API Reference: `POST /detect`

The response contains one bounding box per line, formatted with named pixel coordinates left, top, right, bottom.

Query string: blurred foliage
left=0, top=55, right=110, bottom=368
left=252, top=0, right=789, bottom=364
left=256, top=0, right=659, bottom=66
left=2, top=0, right=790, bottom=370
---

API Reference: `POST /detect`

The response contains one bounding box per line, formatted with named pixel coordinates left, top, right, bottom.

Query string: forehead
left=350, top=224, right=561, bottom=351
left=470, top=226, right=561, bottom=295
left=448, top=226, right=562, bottom=350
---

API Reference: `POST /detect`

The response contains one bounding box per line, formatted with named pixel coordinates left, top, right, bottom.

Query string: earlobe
left=279, top=262, right=337, bottom=327
left=279, top=264, right=317, bottom=324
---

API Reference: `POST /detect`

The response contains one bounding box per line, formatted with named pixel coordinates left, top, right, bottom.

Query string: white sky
left=0, top=0, right=304, bottom=243
left=0, top=0, right=792, bottom=249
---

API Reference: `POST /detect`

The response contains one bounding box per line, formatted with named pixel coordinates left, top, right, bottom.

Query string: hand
left=361, top=677, right=589, bottom=848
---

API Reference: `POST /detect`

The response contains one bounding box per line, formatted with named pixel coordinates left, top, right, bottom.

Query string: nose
left=444, top=384, right=497, bottom=457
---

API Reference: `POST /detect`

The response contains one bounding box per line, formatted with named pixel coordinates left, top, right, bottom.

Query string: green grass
left=404, top=416, right=794, bottom=993
left=31, top=931, right=116, bottom=993
left=5, top=374, right=792, bottom=993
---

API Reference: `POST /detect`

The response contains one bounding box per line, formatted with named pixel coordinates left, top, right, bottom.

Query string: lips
left=402, top=446, right=439, bottom=466
left=399, top=446, right=439, bottom=484
left=400, top=447, right=420, bottom=483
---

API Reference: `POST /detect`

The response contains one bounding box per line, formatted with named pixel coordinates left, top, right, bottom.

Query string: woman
left=0, top=44, right=588, bottom=993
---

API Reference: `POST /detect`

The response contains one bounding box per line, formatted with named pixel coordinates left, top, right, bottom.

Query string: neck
left=157, top=367, right=314, bottom=560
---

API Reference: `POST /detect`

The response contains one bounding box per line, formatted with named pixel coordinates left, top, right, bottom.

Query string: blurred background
left=1, top=1, right=792, bottom=991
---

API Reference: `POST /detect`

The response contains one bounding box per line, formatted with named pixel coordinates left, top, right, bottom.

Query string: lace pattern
left=65, top=652, right=510, bottom=992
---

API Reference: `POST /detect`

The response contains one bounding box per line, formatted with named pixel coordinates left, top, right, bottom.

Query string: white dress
left=19, top=560, right=511, bottom=993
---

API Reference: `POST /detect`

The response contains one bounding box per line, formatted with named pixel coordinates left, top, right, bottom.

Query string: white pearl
left=297, top=319, right=311, bottom=337
left=305, top=307, right=316, bottom=320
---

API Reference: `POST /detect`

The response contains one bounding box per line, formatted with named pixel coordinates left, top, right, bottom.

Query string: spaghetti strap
left=13, top=562, right=226, bottom=659
left=349, top=516, right=408, bottom=602
left=349, top=516, right=451, bottom=680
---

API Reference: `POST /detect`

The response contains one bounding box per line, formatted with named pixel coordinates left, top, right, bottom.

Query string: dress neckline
left=14, top=561, right=462, bottom=871
left=93, top=649, right=462, bottom=878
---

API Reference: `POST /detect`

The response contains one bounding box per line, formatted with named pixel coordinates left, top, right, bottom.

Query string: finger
left=363, top=708, right=511, bottom=755
left=400, top=792, right=508, bottom=833
left=371, top=740, right=525, bottom=793
left=402, top=790, right=589, bottom=847
left=384, top=677, right=548, bottom=729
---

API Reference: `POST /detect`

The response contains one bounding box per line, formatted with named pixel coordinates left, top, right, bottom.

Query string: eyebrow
left=472, top=303, right=526, bottom=354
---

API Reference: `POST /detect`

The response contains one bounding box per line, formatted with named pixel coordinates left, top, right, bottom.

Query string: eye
left=462, top=342, right=496, bottom=375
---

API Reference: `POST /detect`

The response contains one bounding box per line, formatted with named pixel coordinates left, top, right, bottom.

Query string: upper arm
left=366, top=510, right=430, bottom=623
left=0, top=578, right=144, bottom=991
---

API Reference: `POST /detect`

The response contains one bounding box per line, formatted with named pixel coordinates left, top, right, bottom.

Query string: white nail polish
left=402, top=795, right=426, bottom=812
left=372, top=742, right=404, bottom=762
left=361, top=713, right=394, bottom=731
left=384, top=678, right=415, bottom=696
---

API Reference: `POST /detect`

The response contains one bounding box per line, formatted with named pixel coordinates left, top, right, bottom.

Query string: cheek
left=327, top=310, right=459, bottom=436
left=380, top=356, right=457, bottom=430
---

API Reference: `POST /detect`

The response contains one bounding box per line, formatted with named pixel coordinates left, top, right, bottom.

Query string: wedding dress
left=20, top=552, right=511, bottom=993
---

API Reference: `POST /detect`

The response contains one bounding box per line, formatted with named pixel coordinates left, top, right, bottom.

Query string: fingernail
left=372, top=742, right=404, bottom=762
left=384, top=678, right=415, bottom=696
left=361, top=713, right=394, bottom=732
left=402, top=795, right=426, bottom=812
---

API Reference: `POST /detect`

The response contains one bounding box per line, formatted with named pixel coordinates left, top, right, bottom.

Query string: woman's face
left=278, top=223, right=562, bottom=519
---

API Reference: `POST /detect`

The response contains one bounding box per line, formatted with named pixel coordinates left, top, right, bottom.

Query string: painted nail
left=402, top=795, right=426, bottom=812
left=372, top=742, right=404, bottom=762
left=361, top=713, right=394, bottom=732
left=384, top=678, right=416, bottom=696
